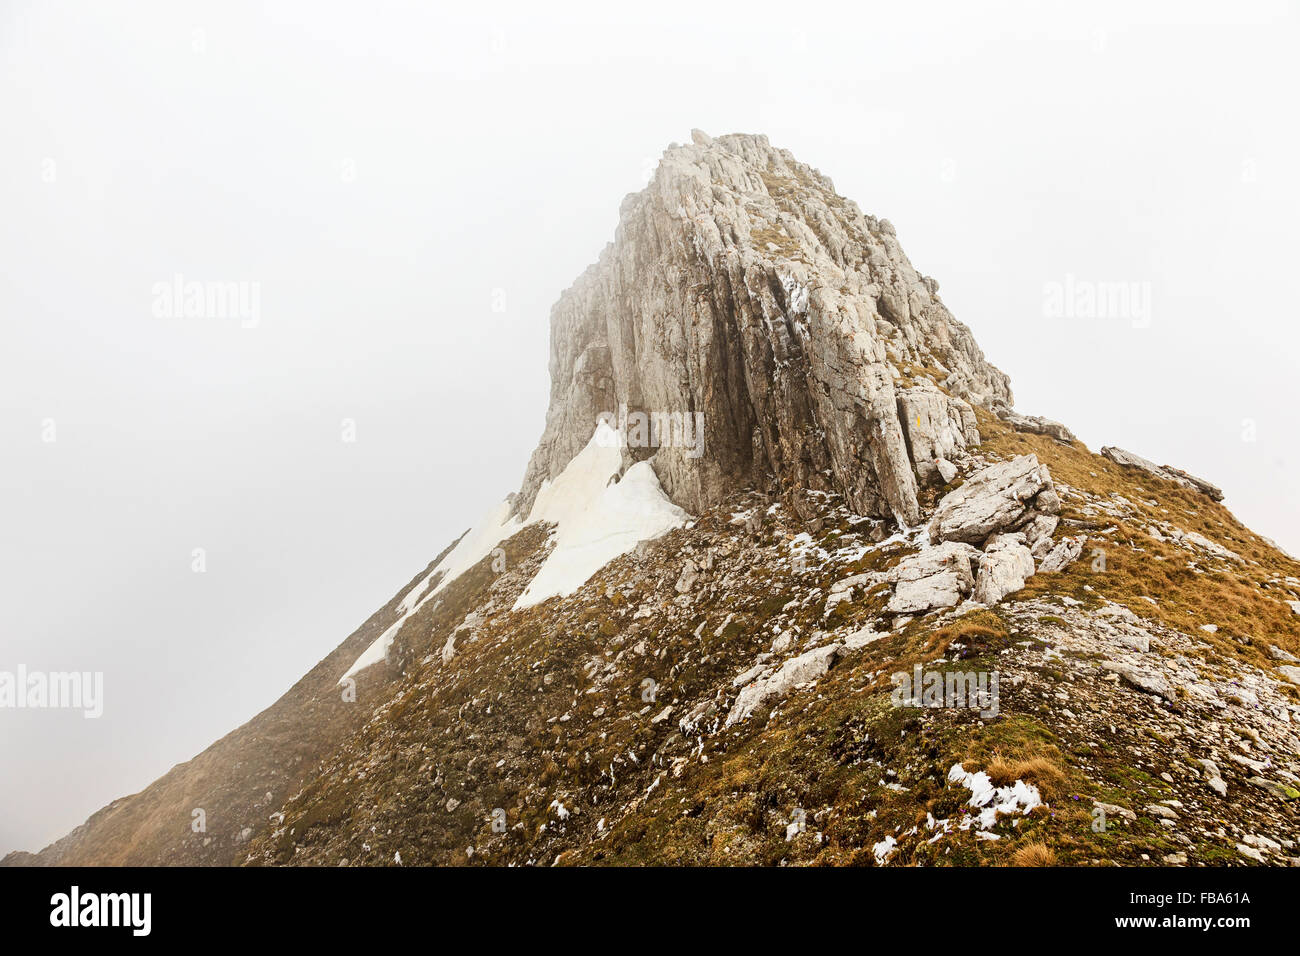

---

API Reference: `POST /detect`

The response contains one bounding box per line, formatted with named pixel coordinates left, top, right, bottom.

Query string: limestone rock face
left=928, top=454, right=1059, bottom=545
left=1160, top=465, right=1224, bottom=502
left=516, top=132, right=1012, bottom=527
left=898, top=383, right=981, bottom=485
left=992, top=402, right=1076, bottom=443
left=1020, top=514, right=1060, bottom=554
left=1039, top=535, right=1085, bottom=573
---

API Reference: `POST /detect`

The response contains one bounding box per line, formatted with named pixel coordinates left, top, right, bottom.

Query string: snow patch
left=873, top=834, right=897, bottom=863
left=947, top=763, right=1042, bottom=830
left=340, top=423, right=689, bottom=680
left=515, top=454, right=688, bottom=609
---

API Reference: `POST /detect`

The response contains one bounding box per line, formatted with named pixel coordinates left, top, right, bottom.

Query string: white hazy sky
left=2, top=0, right=1297, bottom=856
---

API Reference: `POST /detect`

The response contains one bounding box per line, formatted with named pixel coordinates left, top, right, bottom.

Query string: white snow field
left=340, top=423, right=688, bottom=681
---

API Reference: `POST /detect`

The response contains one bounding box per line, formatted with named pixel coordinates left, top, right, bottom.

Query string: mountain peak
left=516, top=131, right=1011, bottom=528
left=12, top=133, right=1299, bottom=872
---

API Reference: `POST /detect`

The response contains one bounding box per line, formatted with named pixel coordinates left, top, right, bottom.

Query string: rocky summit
left=516, top=130, right=1009, bottom=528
left=8, top=132, right=1299, bottom=868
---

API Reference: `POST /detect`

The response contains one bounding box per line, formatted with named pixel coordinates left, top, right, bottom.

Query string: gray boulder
left=973, top=533, right=1036, bottom=604
left=928, top=454, right=1058, bottom=545
left=1101, top=446, right=1223, bottom=501
left=992, top=403, right=1076, bottom=442
left=1039, top=536, right=1085, bottom=573
left=726, top=642, right=841, bottom=726
left=885, top=541, right=979, bottom=614
left=1101, top=660, right=1173, bottom=699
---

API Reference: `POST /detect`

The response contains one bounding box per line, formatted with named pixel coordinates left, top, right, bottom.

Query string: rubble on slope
left=973, top=534, right=1036, bottom=604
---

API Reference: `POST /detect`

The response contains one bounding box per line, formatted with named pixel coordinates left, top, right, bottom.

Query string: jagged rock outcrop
left=1039, top=535, right=1085, bottom=573
left=1161, top=465, right=1225, bottom=502
left=898, top=382, right=981, bottom=485
left=1101, top=446, right=1223, bottom=501
left=992, top=402, right=1076, bottom=443
left=1022, top=514, right=1061, bottom=559
left=516, top=131, right=1011, bottom=528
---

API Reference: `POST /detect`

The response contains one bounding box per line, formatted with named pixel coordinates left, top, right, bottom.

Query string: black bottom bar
left=0, top=865, right=1279, bottom=943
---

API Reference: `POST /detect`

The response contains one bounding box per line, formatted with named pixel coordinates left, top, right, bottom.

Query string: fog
left=2, top=0, right=1296, bottom=855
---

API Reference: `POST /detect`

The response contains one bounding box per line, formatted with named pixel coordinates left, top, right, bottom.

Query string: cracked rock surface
left=517, top=132, right=1010, bottom=528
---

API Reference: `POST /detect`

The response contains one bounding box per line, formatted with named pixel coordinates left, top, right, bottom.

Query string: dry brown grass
left=975, top=409, right=1300, bottom=679
left=1012, top=842, right=1057, bottom=867
left=973, top=407, right=1298, bottom=569
left=865, top=609, right=1010, bottom=693
left=985, top=752, right=1070, bottom=801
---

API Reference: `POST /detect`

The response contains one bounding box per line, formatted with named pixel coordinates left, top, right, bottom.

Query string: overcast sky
left=2, top=0, right=1297, bottom=856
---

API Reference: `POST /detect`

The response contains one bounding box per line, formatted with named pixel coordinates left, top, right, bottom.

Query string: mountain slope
left=8, top=131, right=1299, bottom=868
left=0, top=539, right=475, bottom=867
left=243, top=410, right=1300, bottom=867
